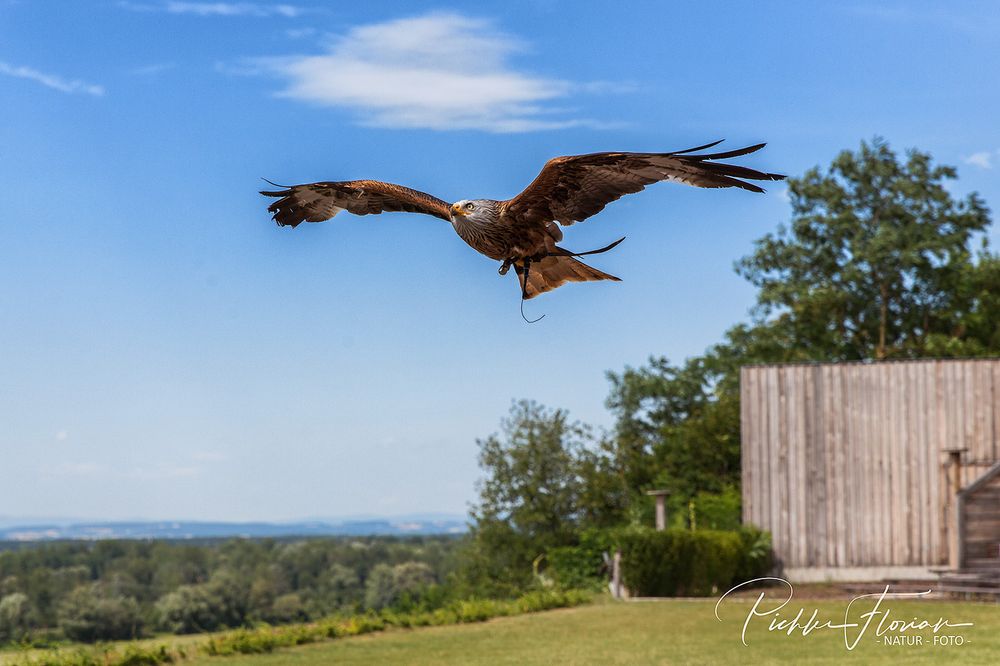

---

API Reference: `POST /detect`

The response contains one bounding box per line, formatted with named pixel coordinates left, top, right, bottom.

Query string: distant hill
left=0, top=516, right=467, bottom=542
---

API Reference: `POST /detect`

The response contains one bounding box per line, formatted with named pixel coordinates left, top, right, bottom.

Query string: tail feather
left=514, top=254, right=620, bottom=299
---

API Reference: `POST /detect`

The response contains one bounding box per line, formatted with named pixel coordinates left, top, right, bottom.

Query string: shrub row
left=200, top=614, right=387, bottom=656
left=202, top=588, right=591, bottom=656
left=8, top=643, right=183, bottom=666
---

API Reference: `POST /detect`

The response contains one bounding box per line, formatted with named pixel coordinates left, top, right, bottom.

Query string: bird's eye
left=466, top=203, right=475, bottom=211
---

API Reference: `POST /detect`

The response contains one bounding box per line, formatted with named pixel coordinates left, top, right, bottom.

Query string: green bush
left=691, top=486, right=742, bottom=531
left=734, top=525, right=773, bottom=583
left=546, top=528, right=614, bottom=590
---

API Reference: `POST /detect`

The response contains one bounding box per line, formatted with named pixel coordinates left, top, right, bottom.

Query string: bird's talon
left=498, top=260, right=512, bottom=276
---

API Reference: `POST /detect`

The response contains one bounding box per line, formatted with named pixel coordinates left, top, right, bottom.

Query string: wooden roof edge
left=959, top=461, right=1000, bottom=498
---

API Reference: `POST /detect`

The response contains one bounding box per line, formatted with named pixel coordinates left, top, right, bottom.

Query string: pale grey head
left=449, top=199, right=500, bottom=224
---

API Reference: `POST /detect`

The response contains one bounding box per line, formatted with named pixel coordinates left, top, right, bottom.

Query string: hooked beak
left=451, top=203, right=466, bottom=217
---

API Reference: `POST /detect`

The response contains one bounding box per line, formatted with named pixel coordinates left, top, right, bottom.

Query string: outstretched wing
left=260, top=179, right=451, bottom=227
left=501, top=141, right=785, bottom=227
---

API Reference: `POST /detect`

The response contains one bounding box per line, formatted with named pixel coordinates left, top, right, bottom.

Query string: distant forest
left=0, top=536, right=461, bottom=643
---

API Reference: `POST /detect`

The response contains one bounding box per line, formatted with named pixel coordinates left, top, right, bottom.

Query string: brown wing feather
left=260, top=179, right=451, bottom=227
left=500, top=141, right=785, bottom=228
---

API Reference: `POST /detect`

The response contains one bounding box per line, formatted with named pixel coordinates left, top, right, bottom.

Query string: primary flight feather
left=261, top=140, right=784, bottom=300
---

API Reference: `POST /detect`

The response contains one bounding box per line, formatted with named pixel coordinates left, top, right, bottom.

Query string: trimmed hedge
left=547, top=525, right=772, bottom=597
left=615, top=528, right=740, bottom=596
left=615, top=526, right=771, bottom=597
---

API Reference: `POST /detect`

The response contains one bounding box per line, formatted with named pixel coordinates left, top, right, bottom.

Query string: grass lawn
left=188, top=597, right=1000, bottom=666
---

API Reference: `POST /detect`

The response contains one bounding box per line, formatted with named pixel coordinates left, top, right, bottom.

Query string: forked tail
left=514, top=254, right=621, bottom=300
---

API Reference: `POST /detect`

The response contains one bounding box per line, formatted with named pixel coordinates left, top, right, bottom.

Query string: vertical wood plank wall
left=741, top=359, right=1000, bottom=570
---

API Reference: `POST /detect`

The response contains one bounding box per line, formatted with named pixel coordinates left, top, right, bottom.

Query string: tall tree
left=461, top=401, right=618, bottom=593
left=472, top=401, right=588, bottom=547
left=737, top=138, right=992, bottom=359
left=605, top=353, right=742, bottom=522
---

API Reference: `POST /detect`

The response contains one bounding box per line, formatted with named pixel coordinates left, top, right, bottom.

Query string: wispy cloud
left=252, top=12, right=620, bottom=133
left=119, top=1, right=303, bottom=17
left=0, top=61, right=104, bottom=96
left=964, top=150, right=997, bottom=170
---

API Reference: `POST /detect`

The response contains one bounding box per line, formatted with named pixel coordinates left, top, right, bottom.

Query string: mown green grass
left=189, top=598, right=1000, bottom=666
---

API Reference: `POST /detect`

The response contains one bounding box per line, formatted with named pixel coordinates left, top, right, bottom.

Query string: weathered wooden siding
left=741, top=359, right=1000, bottom=571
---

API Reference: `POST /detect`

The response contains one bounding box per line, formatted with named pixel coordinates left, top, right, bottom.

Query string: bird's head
left=450, top=199, right=495, bottom=222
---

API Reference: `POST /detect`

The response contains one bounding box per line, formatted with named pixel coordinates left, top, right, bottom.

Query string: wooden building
left=740, top=358, right=1000, bottom=582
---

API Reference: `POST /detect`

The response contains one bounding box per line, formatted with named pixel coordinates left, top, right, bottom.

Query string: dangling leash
left=511, top=236, right=626, bottom=324
left=547, top=236, right=626, bottom=259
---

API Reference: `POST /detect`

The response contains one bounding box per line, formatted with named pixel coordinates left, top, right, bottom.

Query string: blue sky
left=2, top=1, right=998, bottom=522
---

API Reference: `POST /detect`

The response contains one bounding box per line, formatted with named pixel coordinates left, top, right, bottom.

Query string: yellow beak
left=451, top=203, right=466, bottom=217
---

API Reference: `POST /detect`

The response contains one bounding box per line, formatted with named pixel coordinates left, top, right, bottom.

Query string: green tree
left=460, top=400, right=604, bottom=593
left=606, top=354, right=741, bottom=522
left=473, top=401, right=588, bottom=544
left=155, top=584, right=226, bottom=634
left=363, top=564, right=396, bottom=610
left=313, top=563, right=362, bottom=615
left=57, top=584, right=143, bottom=643
left=737, top=138, right=992, bottom=359
left=0, top=593, right=35, bottom=643
left=363, top=562, right=436, bottom=611
left=268, top=593, right=306, bottom=623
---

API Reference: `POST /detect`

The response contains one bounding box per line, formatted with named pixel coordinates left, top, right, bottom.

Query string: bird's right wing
left=261, top=179, right=452, bottom=227
left=501, top=141, right=785, bottom=227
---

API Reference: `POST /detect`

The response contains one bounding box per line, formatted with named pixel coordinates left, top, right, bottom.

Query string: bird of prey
left=261, top=140, right=784, bottom=305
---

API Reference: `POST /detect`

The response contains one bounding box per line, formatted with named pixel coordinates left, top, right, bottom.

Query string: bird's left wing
left=261, top=179, right=451, bottom=227
left=500, top=141, right=785, bottom=227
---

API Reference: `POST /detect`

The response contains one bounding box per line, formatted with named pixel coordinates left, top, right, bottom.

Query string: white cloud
left=964, top=151, right=996, bottom=170
left=0, top=61, right=104, bottom=96
left=119, top=1, right=302, bottom=17
left=166, top=2, right=300, bottom=16
left=256, top=12, right=615, bottom=132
